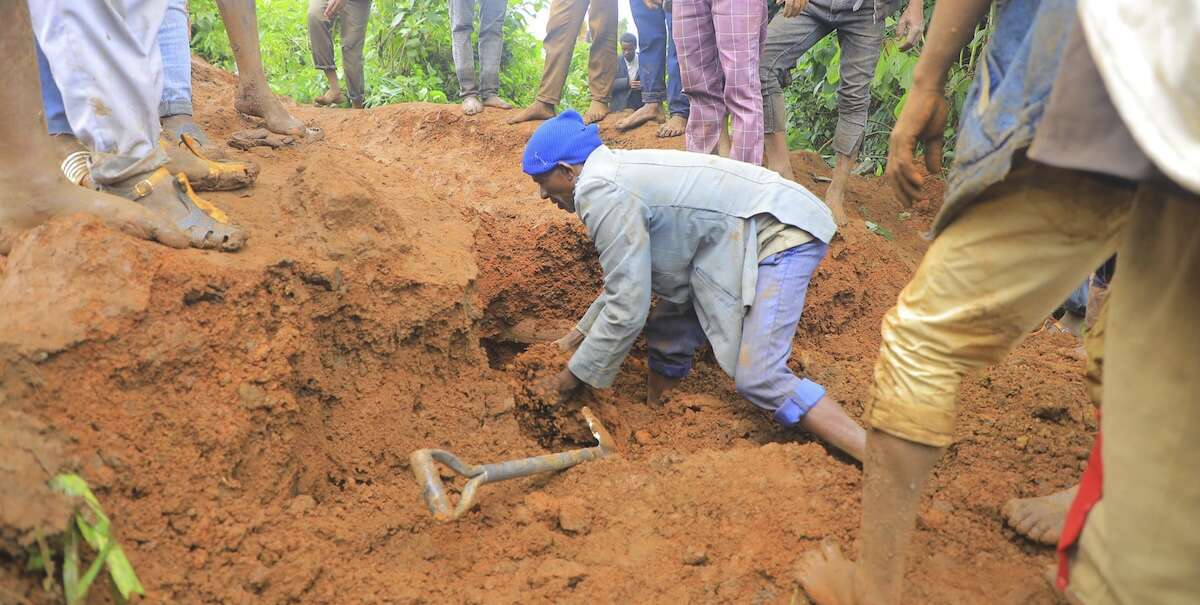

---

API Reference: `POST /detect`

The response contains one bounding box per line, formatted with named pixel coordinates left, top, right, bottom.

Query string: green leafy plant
left=26, top=474, right=144, bottom=605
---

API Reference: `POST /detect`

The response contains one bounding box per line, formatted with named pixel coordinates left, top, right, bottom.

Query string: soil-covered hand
left=536, top=367, right=582, bottom=405
left=885, top=86, right=948, bottom=207
left=555, top=329, right=585, bottom=352
left=324, top=0, right=347, bottom=19
left=782, top=0, right=809, bottom=18
left=896, top=2, right=924, bottom=51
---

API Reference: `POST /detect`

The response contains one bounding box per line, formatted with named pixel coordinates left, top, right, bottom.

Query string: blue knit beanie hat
left=521, top=110, right=603, bottom=176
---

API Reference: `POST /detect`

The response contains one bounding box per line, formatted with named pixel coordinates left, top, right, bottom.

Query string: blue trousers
left=35, top=0, right=192, bottom=137
left=646, top=240, right=828, bottom=426
left=629, top=0, right=690, bottom=118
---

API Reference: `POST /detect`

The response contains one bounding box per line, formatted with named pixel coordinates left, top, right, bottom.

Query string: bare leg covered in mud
left=216, top=0, right=306, bottom=136
left=825, top=153, right=852, bottom=227
left=1003, top=485, right=1078, bottom=546
left=0, top=2, right=187, bottom=254
left=799, top=430, right=942, bottom=604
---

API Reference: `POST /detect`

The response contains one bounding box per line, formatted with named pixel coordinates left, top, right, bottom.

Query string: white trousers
left=29, top=0, right=168, bottom=184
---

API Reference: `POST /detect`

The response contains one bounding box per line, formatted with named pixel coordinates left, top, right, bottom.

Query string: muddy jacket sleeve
left=567, top=180, right=653, bottom=388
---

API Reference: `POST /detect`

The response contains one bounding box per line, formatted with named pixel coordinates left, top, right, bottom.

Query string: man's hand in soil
left=896, top=1, right=925, bottom=51
left=555, top=329, right=585, bottom=352
left=884, top=87, right=947, bottom=206
left=324, top=0, right=347, bottom=19
left=542, top=367, right=582, bottom=404
left=782, top=0, right=809, bottom=18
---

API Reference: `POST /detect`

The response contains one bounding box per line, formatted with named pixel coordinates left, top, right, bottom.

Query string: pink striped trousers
left=672, top=0, right=768, bottom=164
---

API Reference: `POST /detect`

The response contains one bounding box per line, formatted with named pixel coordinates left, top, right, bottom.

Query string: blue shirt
left=568, top=146, right=836, bottom=388
left=932, top=0, right=1077, bottom=235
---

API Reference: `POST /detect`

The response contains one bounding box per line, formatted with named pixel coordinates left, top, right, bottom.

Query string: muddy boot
left=314, top=88, right=346, bottom=107
left=462, top=95, right=484, bottom=116
left=162, top=136, right=258, bottom=192
left=161, top=114, right=226, bottom=160
left=103, top=167, right=246, bottom=251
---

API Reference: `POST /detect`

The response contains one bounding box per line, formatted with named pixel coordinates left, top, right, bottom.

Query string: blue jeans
left=646, top=240, right=828, bottom=425
left=158, top=0, right=192, bottom=117
left=35, top=0, right=191, bottom=138
left=629, top=0, right=689, bottom=118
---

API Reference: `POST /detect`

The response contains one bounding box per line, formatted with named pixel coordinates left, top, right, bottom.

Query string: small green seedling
left=26, top=474, right=144, bottom=605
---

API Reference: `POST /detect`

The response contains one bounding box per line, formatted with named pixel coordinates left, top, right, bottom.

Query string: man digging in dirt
left=794, top=0, right=1200, bottom=603
left=521, top=110, right=867, bottom=462
left=1, top=1, right=241, bottom=253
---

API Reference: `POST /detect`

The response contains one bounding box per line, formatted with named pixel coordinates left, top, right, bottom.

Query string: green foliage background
left=189, top=0, right=594, bottom=108
left=190, top=0, right=990, bottom=173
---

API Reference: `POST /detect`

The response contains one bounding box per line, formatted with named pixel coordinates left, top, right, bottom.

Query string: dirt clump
left=0, top=59, right=1093, bottom=604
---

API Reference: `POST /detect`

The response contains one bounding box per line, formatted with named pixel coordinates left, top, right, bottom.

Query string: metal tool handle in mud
left=410, top=406, right=616, bottom=521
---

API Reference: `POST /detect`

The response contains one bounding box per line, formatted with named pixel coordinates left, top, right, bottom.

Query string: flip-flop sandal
left=169, top=133, right=259, bottom=191
left=119, top=168, right=245, bottom=251
left=227, top=126, right=324, bottom=150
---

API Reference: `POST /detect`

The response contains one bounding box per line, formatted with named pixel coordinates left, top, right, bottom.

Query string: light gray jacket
left=568, top=146, right=836, bottom=388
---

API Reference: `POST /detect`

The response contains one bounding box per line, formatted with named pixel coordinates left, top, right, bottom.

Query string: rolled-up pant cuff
left=158, top=99, right=193, bottom=119
left=771, top=378, right=826, bottom=427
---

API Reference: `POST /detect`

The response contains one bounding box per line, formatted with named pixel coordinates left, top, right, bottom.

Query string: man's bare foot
left=103, top=167, right=245, bottom=251
left=657, top=114, right=687, bottom=138
left=616, top=103, right=665, bottom=132
left=826, top=181, right=849, bottom=227
left=583, top=100, right=609, bottom=124
left=314, top=88, right=345, bottom=106
left=797, top=542, right=862, bottom=605
left=1002, top=485, right=1078, bottom=546
left=483, top=96, right=513, bottom=110
left=0, top=172, right=189, bottom=253
left=462, top=95, right=484, bottom=116
left=234, top=85, right=306, bottom=137
left=507, top=100, right=556, bottom=125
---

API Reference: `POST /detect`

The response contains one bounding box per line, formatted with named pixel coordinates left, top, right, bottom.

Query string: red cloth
left=1057, top=428, right=1104, bottom=591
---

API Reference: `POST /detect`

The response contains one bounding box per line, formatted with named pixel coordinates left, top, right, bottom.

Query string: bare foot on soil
left=583, top=100, right=609, bottom=124
left=826, top=185, right=849, bottom=227
left=616, top=103, right=665, bottom=132
left=657, top=114, right=687, bottom=138
left=234, top=86, right=306, bottom=137
left=462, top=95, right=484, bottom=116
left=1, top=175, right=188, bottom=254
left=797, top=542, right=861, bottom=605
left=507, top=101, right=556, bottom=125
left=646, top=369, right=682, bottom=406
left=483, top=96, right=513, bottom=110
left=1002, top=485, right=1078, bottom=545
left=314, top=89, right=346, bottom=106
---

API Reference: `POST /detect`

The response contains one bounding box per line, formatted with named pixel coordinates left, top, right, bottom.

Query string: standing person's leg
left=216, top=0, right=306, bottom=135
left=24, top=0, right=241, bottom=251
left=158, top=0, right=227, bottom=159
left=794, top=161, right=1133, bottom=605
left=308, top=0, right=344, bottom=105
left=760, top=7, right=831, bottom=179
left=582, top=0, right=618, bottom=124
left=1064, top=184, right=1200, bottom=604
left=508, top=0, right=588, bottom=124
left=339, top=0, right=371, bottom=109
left=478, top=0, right=511, bottom=109
left=658, top=6, right=690, bottom=137
left=617, top=0, right=669, bottom=132
left=823, top=8, right=885, bottom=226
left=673, top=0, right=724, bottom=155
left=0, top=0, right=186, bottom=253
left=711, top=0, right=767, bottom=164
left=643, top=301, right=709, bottom=405
left=735, top=240, right=866, bottom=461
left=448, top=0, right=483, bottom=113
